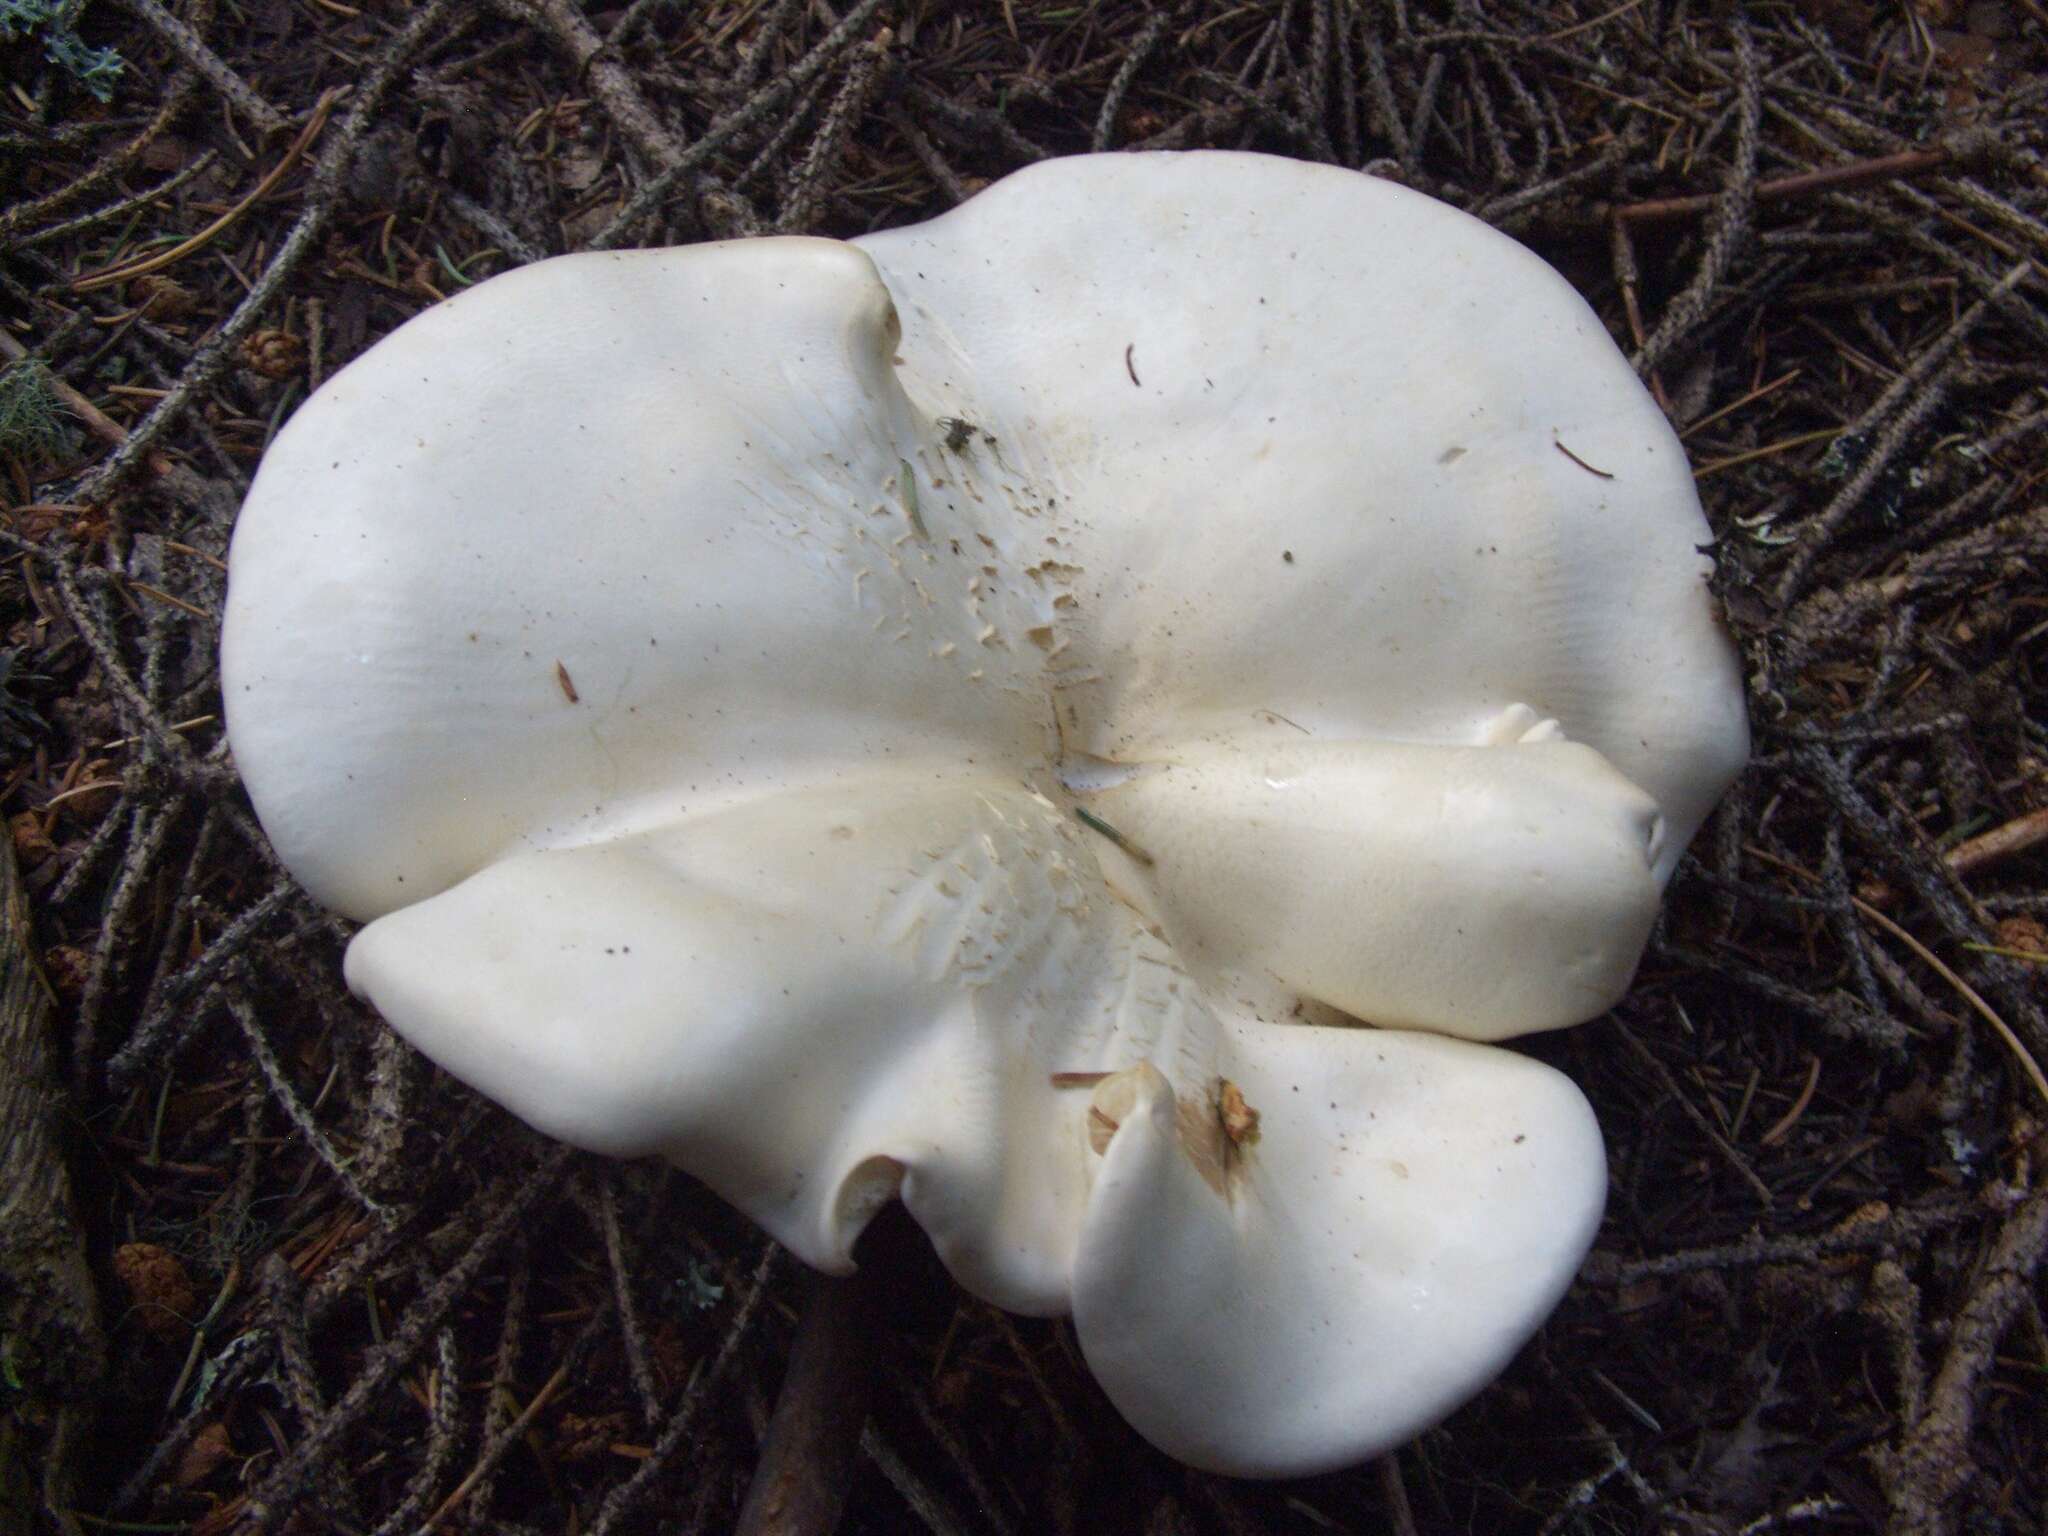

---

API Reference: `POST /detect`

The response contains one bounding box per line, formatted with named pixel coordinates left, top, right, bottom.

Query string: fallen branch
left=1948, top=808, right=2048, bottom=880
left=112, top=0, right=287, bottom=135
left=734, top=1265, right=881, bottom=1536
left=0, top=836, right=106, bottom=1525
left=1614, top=147, right=1952, bottom=228
left=1879, top=1185, right=2048, bottom=1536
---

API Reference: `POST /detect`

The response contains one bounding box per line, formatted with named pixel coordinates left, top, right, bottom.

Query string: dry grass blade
left=70, top=89, right=341, bottom=293
left=1852, top=897, right=2048, bottom=1111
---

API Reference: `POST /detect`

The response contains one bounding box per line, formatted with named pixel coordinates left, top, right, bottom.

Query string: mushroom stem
left=733, top=1264, right=880, bottom=1536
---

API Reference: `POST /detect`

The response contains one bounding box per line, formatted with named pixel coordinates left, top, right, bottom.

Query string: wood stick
left=1947, top=807, right=2048, bottom=879
left=1614, top=148, right=1950, bottom=228
left=733, top=1265, right=880, bottom=1536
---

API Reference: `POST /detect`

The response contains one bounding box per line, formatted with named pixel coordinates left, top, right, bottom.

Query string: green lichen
left=0, top=0, right=125, bottom=102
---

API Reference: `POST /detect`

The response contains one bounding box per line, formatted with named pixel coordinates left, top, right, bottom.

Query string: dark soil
left=3, top=2, right=2046, bottom=1534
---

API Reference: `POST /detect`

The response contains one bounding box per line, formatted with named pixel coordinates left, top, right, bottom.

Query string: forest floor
left=3, top=2, right=2046, bottom=1533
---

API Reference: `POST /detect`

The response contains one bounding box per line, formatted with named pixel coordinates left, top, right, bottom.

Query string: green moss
left=0, top=358, right=81, bottom=464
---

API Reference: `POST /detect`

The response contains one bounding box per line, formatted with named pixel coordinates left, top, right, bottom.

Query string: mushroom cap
left=854, top=153, right=1747, bottom=872
left=223, top=151, right=1748, bottom=1476
left=226, top=153, right=1745, bottom=924
left=1084, top=737, right=1667, bottom=1040
left=1074, top=1033, right=1604, bottom=1475
left=338, top=773, right=1607, bottom=1475
left=224, top=236, right=1022, bottom=921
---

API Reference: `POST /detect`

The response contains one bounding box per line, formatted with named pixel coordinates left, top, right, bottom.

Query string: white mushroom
left=222, top=151, right=1748, bottom=1476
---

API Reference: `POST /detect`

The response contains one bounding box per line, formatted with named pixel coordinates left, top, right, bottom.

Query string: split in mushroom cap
left=223, top=151, right=1748, bottom=1477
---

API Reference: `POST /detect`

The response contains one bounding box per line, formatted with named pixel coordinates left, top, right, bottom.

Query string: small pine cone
left=41, top=944, right=90, bottom=1003
left=9, top=810, right=56, bottom=865
left=1121, top=108, right=1165, bottom=140
left=68, top=508, right=112, bottom=547
left=647, top=1319, right=690, bottom=1393
left=1996, top=914, right=2046, bottom=958
left=553, top=1410, right=629, bottom=1464
left=933, top=1368, right=972, bottom=1413
left=241, top=329, right=307, bottom=381
left=112, top=1242, right=198, bottom=1338
left=128, top=274, right=198, bottom=320
left=171, top=1421, right=234, bottom=1490
left=53, top=761, right=119, bottom=826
